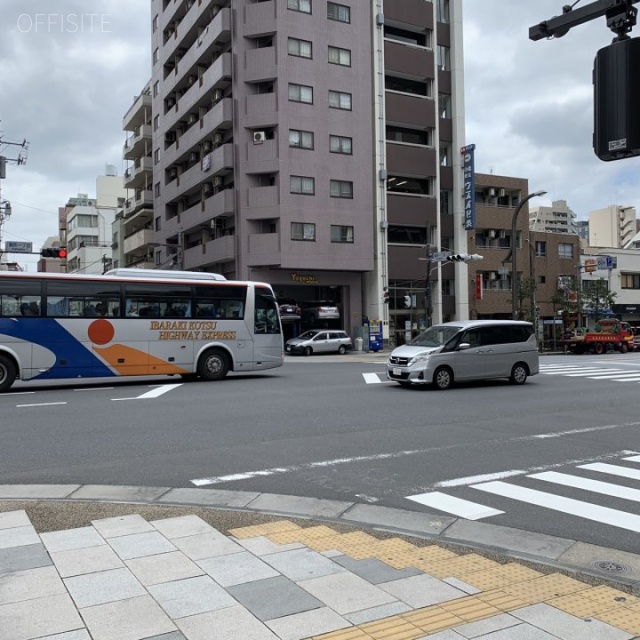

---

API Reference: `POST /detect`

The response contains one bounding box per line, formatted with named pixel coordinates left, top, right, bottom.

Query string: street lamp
left=511, top=190, right=546, bottom=320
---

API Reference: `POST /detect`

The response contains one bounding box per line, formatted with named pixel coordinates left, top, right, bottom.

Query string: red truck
left=562, top=319, right=635, bottom=354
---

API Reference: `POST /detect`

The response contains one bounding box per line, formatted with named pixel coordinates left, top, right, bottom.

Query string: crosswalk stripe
left=406, top=491, right=504, bottom=520
left=624, top=455, right=640, bottom=463
left=471, top=480, right=640, bottom=532
left=565, top=370, right=628, bottom=377
left=609, top=377, right=640, bottom=382
left=541, top=368, right=603, bottom=374
left=363, top=373, right=384, bottom=384
left=578, top=462, right=640, bottom=481
left=530, top=471, right=640, bottom=503
left=587, top=372, right=640, bottom=379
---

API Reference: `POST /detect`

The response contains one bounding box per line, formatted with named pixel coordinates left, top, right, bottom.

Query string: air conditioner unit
left=253, top=131, right=266, bottom=144
left=213, top=132, right=223, bottom=146
left=488, top=229, right=497, bottom=239
left=188, top=113, right=198, bottom=125
left=187, top=75, right=196, bottom=86
left=203, top=183, right=214, bottom=196
left=186, top=0, right=194, bottom=9
left=167, top=96, right=176, bottom=108
left=189, top=152, right=199, bottom=163
left=165, top=131, right=176, bottom=143
left=203, top=140, right=213, bottom=153
left=487, top=188, right=497, bottom=197
left=212, top=89, right=223, bottom=103
left=489, top=272, right=498, bottom=280
left=211, top=5, right=220, bottom=18
left=168, top=167, right=178, bottom=179
left=213, top=176, right=223, bottom=187
left=499, top=229, right=507, bottom=239
left=498, top=188, right=506, bottom=197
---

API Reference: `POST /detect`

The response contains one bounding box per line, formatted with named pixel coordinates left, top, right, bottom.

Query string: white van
left=387, top=320, right=539, bottom=390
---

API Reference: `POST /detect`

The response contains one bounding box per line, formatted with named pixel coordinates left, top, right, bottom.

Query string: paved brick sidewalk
left=1, top=509, right=639, bottom=640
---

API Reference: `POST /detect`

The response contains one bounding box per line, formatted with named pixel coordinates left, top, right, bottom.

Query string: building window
left=439, top=93, right=452, bottom=118
left=387, top=176, right=432, bottom=196
left=388, top=226, right=428, bottom=245
left=387, top=125, right=432, bottom=146
left=292, top=222, right=316, bottom=241
left=621, top=273, right=640, bottom=289
left=385, top=75, right=431, bottom=97
left=290, top=175, right=315, bottom=195
left=535, top=241, right=547, bottom=257
left=288, top=37, right=312, bottom=59
left=289, top=129, right=314, bottom=149
left=152, top=47, right=159, bottom=64
left=330, top=180, right=353, bottom=198
left=331, top=225, right=354, bottom=243
left=328, top=2, right=350, bottom=23
left=384, top=25, right=429, bottom=48
left=558, top=243, right=574, bottom=258
left=538, top=275, right=546, bottom=284
left=153, top=115, right=159, bottom=131
left=154, top=182, right=160, bottom=197
left=289, top=83, right=313, bottom=104
left=328, top=46, right=351, bottom=66
left=153, top=81, right=159, bottom=97
left=329, top=90, right=352, bottom=110
left=440, top=189, right=453, bottom=215
left=152, top=14, right=158, bottom=32
left=439, top=144, right=451, bottom=167
left=288, top=0, right=311, bottom=13
left=154, top=149, right=160, bottom=165
left=155, top=217, right=161, bottom=231
left=437, top=0, right=450, bottom=23
left=329, top=135, right=352, bottom=154
left=437, top=45, right=450, bottom=71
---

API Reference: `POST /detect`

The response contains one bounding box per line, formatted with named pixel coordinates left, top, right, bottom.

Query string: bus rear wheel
left=0, top=354, right=17, bottom=393
left=197, top=349, right=230, bottom=381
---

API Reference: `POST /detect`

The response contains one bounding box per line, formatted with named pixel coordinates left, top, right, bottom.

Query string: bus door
left=253, top=287, right=283, bottom=368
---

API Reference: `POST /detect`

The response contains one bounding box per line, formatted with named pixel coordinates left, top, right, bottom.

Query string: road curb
left=1, top=483, right=639, bottom=593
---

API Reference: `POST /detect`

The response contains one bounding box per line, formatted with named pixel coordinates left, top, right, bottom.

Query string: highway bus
left=0, top=269, right=284, bottom=392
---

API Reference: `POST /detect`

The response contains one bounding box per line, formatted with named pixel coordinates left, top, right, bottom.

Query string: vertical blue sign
left=461, top=144, right=476, bottom=230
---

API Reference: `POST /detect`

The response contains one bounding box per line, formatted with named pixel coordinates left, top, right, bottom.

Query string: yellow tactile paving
left=547, top=592, right=618, bottom=618
left=439, top=595, right=502, bottom=621
left=359, top=617, right=422, bottom=640
left=476, top=589, right=530, bottom=612
left=421, top=553, right=500, bottom=578
left=402, top=606, right=464, bottom=633
left=460, top=563, right=543, bottom=590
left=595, top=607, right=640, bottom=635
left=585, top=585, right=639, bottom=607
left=228, top=520, right=302, bottom=539
left=266, top=529, right=319, bottom=545
left=501, top=573, right=590, bottom=602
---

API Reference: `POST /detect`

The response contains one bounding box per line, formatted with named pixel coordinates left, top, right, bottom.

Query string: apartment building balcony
left=123, top=91, right=152, bottom=131
left=164, top=188, right=235, bottom=238
left=123, top=190, right=153, bottom=217
left=124, top=157, right=153, bottom=189
left=123, top=228, right=154, bottom=255
left=123, top=124, right=152, bottom=160
left=385, top=91, right=435, bottom=129
left=387, top=192, right=437, bottom=226
left=244, top=92, right=278, bottom=129
left=244, top=0, right=276, bottom=37
left=164, top=3, right=230, bottom=55
left=386, top=143, right=436, bottom=177
left=125, top=257, right=155, bottom=269
left=384, top=40, right=434, bottom=77
left=245, top=46, right=277, bottom=83
left=183, top=234, right=235, bottom=269
left=245, top=137, right=278, bottom=174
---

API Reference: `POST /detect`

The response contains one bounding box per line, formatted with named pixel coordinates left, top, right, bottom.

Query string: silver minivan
left=387, top=320, right=539, bottom=390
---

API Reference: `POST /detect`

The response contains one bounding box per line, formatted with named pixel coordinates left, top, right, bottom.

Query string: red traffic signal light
left=40, top=247, right=67, bottom=258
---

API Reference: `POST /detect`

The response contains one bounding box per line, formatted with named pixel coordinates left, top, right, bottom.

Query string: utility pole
left=0, top=133, right=29, bottom=264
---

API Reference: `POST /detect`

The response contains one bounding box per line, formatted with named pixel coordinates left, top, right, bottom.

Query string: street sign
left=4, top=241, right=32, bottom=253
left=584, top=259, right=597, bottom=273
left=432, top=251, right=449, bottom=261
left=597, top=255, right=613, bottom=270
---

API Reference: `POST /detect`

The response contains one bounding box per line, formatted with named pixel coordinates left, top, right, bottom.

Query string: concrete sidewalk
left=2, top=487, right=640, bottom=639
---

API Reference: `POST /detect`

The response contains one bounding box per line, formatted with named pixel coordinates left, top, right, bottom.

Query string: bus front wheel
left=197, top=349, right=230, bottom=381
left=0, top=354, right=17, bottom=392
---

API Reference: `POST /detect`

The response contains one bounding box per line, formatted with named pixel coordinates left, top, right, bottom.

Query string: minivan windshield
left=409, top=325, right=462, bottom=347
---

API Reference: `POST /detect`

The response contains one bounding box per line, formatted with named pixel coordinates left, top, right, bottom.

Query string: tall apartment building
left=114, top=84, right=155, bottom=269
left=150, top=0, right=464, bottom=337
left=529, top=199, right=577, bottom=234
left=589, top=204, right=636, bottom=248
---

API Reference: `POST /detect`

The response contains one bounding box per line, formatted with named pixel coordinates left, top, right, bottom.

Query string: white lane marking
left=74, top=387, right=115, bottom=391
left=472, top=481, right=640, bottom=533
left=542, top=368, right=603, bottom=374
left=363, top=373, right=384, bottom=384
left=405, top=491, right=504, bottom=520
left=610, top=377, right=640, bottom=382
left=531, top=471, right=640, bottom=503
left=190, top=422, right=640, bottom=486
left=565, top=370, right=628, bottom=377
left=624, top=455, right=640, bottom=463
left=111, top=384, right=183, bottom=401
left=579, top=462, right=640, bottom=481
left=16, top=402, right=67, bottom=408
left=433, top=450, right=638, bottom=489
left=2, top=392, right=36, bottom=396
left=588, top=372, right=640, bottom=380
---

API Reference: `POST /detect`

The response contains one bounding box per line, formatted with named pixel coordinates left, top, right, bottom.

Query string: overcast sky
left=1, top=0, right=638, bottom=270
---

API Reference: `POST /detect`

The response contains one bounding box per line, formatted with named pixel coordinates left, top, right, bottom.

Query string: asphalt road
left=4, top=351, right=640, bottom=553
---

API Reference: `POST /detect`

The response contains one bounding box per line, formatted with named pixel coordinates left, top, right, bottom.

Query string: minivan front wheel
left=433, top=366, right=453, bottom=390
left=510, top=363, right=528, bottom=385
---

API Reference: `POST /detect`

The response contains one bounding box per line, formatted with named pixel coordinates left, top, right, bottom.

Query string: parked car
left=300, top=300, right=340, bottom=323
left=285, top=329, right=353, bottom=355
left=277, top=298, right=301, bottom=322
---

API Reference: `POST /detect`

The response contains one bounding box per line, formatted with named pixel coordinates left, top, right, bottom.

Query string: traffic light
left=383, top=289, right=390, bottom=304
left=403, top=295, right=411, bottom=308
left=445, top=253, right=483, bottom=263
left=40, top=247, right=67, bottom=258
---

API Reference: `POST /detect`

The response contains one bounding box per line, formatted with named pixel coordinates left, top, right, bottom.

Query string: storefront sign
left=290, top=273, right=318, bottom=284
left=461, top=144, right=476, bottom=230
left=476, top=274, right=483, bottom=300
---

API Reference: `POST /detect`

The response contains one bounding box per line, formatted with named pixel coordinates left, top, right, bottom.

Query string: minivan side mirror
left=457, top=342, right=471, bottom=350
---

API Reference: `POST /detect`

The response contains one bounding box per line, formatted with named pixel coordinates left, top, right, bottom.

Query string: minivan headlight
left=408, top=352, right=431, bottom=366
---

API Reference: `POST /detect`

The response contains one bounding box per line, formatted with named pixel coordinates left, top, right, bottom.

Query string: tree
left=582, top=278, right=616, bottom=322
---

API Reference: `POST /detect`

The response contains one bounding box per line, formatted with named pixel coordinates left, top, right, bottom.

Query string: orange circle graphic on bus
left=88, top=319, right=115, bottom=345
